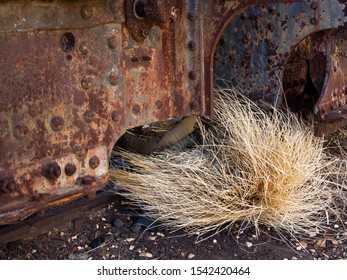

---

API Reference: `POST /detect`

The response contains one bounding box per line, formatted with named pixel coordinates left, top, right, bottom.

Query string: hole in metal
left=60, top=32, right=75, bottom=52
left=133, top=0, right=146, bottom=19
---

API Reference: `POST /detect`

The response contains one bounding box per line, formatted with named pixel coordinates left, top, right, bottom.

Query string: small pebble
left=129, top=245, right=135, bottom=251
left=213, top=239, right=218, bottom=244
left=331, top=240, right=339, bottom=245
left=188, top=253, right=195, bottom=259
left=245, top=242, right=252, bottom=248
left=309, top=232, right=316, bottom=237
left=148, top=235, right=157, bottom=241
left=125, top=237, right=135, bottom=242
left=139, top=252, right=153, bottom=258
left=131, top=224, right=142, bottom=233
left=156, top=232, right=165, bottom=237
left=112, top=219, right=124, bottom=229
left=333, top=224, right=339, bottom=229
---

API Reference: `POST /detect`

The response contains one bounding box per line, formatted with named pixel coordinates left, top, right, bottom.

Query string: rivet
left=188, top=40, right=197, bottom=51
left=13, top=123, right=29, bottom=139
left=107, top=36, right=118, bottom=49
left=80, top=5, right=93, bottom=20
left=81, top=77, right=92, bottom=90
left=89, top=155, right=100, bottom=169
left=187, top=12, right=195, bottom=20
left=311, top=2, right=318, bottom=9
left=155, top=100, right=163, bottom=109
left=189, top=100, right=198, bottom=111
left=50, top=116, right=64, bottom=131
left=109, top=73, right=119, bottom=85
left=65, top=163, right=77, bottom=176
left=83, top=110, right=95, bottom=123
left=42, top=162, right=61, bottom=181
left=79, top=42, right=89, bottom=55
left=132, top=104, right=141, bottom=114
left=112, top=110, right=121, bottom=122
left=310, top=17, right=317, bottom=25
left=189, top=70, right=197, bottom=80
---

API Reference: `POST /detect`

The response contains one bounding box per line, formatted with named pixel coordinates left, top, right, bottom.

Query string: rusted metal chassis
left=0, top=0, right=346, bottom=225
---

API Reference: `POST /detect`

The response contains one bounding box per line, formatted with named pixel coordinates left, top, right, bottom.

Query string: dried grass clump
left=110, top=85, right=341, bottom=238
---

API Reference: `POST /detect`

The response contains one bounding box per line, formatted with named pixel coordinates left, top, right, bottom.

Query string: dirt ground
left=0, top=129, right=346, bottom=260
left=0, top=190, right=346, bottom=260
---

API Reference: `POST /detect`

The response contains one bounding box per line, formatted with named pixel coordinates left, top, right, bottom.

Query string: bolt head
left=107, top=36, right=118, bottom=49
left=112, top=110, right=121, bottom=122
left=42, top=162, right=61, bottom=181
left=79, top=42, right=89, bottom=55
left=109, top=73, right=119, bottom=85
left=89, top=155, right=100, bottom=169
left=13, top=124, right=29, bottom=139
left=65, top=163, right=77, bottom=176
left=50, top=116, right=64, bottom=131
left=132, top=104, right=141, bottom=114
left=81, top=77, right=92, bottom=90
left=155, top=100, right=163, bottom=109
left=81, top=5, right=93, bottom=19
left=188, top=41, right=197, bottom=51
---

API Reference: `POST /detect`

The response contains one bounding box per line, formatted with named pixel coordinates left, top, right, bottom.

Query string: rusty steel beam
left=0, top=0, right=347, bottom=225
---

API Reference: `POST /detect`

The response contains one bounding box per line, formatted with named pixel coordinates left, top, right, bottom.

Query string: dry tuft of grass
left=109, top=85, right=345, bottom=239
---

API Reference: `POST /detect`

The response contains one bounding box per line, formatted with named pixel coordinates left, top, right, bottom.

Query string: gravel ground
left=0, top=192, right=346, bottom=260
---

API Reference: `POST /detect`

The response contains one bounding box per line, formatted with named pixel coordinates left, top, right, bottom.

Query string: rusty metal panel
left=0, top=0, right=205, bottom=224
left=1, top=0, right=347, bottom=225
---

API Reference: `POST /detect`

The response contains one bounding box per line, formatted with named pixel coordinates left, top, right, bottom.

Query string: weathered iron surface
left=0, top=0, right=347, bottom=224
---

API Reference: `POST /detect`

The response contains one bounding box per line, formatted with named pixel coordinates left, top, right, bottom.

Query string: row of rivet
left=42, top=155, right=100, bottom=181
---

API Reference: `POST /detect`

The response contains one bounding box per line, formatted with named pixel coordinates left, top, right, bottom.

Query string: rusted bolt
left=132, top=104, right=141, bottom=114
left=42, top=162, right=61, bottom=181
left=112, top=110, right=121, bottom=122
left=13, top=123, right=29, bottom=139
left=155, top=100, right=163, bottom=109
left=89, top=155, right=100, bottom=169
left=187, top=12, right=195, bottom=20
left=65, top=163, right=77, bottom=176
left=268, top=4, right=276, bottom=14
left=79, top=42, right=89, bottom=55
left=50, top=116, right=64, bottom=131
left=107, top=36, right=118, bottom=49
left=189, top=100, right=199, bottom=111
left=311, top=1, right=318, bottom=9
left=80, top=5, right=93, bottom=19
left=83, top=110, right=94, bottom=123
left=109, top=73, right=119, bottom=85
left=188, top=41, right=197, bottom=51
left=310, top=17, right=317, bottom=25
left=81, top=77, right=92, bottom=90
left=189, top=70, right=197, bottom=80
